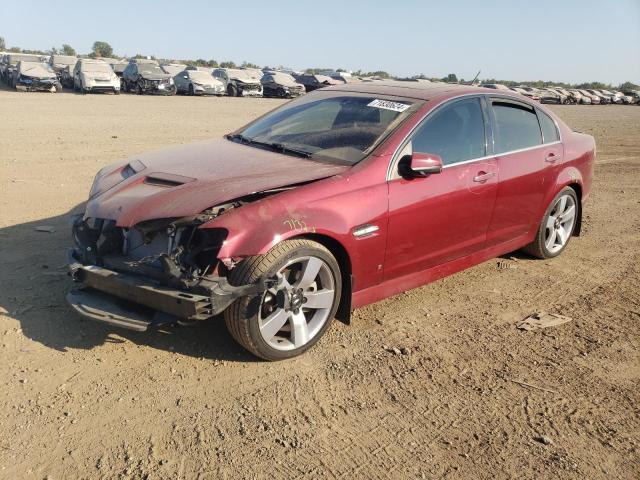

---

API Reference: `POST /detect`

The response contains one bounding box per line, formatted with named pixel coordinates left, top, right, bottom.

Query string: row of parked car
left=3, top=52, right=639, bottom=105
left=481, top=83, right=640, bottom=105
left=0, top=52, right=361, bottom=98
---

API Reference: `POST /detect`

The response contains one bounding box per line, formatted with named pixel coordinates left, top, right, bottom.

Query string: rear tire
left=188, top=84, right=195, bottom=96
left=224, top=239, right=342, bottom=361
left=523, top=187, right=578, bottom=259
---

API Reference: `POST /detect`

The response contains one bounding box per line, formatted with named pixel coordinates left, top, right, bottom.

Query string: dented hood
left=84, top=138, right=350, bottom=227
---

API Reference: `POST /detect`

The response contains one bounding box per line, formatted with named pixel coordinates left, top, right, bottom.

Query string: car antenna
left=465, top=70, right=481, bottom=86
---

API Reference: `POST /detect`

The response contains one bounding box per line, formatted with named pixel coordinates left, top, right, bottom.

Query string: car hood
left=85, top=138, right=350, bottom=227
left=141, top=73, right=172, bottom=81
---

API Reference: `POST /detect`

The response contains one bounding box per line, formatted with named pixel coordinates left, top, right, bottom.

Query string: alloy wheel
left=258, top=256, right=336, bottom=351
left=545, top=194, right=576, bottom=254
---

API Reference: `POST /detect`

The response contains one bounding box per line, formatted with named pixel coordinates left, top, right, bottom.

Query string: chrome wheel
left=545, top=194, right=576, bottom=254
left=259, top=256, right=336, bottom=351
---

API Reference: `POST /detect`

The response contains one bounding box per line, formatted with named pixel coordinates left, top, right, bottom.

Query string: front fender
left=199, top=170, right=390, bottom=291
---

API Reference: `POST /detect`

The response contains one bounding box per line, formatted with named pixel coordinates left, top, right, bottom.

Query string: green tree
left=241, top=61, right=260, bottom=69
left=0, top=36, right=6, bottom=51
left=220, top=60, right=236, bottom=68
left=61, top=44, right=76, bottom=56
left=442, top=73, right=458, bottom=83
left=619, top=81, right=639, bottom=91
left=91, top=41, right=113, bottom=58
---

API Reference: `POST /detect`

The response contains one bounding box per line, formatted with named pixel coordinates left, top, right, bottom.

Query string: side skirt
left=352, top=234, right=531, bottom=309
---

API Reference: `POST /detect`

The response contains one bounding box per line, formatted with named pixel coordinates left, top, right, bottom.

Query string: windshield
left=189, top=71, right=214, bottom=82
left=162, top=64, right=186, bottom=75
left=9, top=54, right=42, bottom=65
left=52, top=55, right=76, bottom=65
left=138, top=63, right=165, bottom=75
left=81, top=62, right=112, bottom=74
left=233, top=93, right=418, bottom=165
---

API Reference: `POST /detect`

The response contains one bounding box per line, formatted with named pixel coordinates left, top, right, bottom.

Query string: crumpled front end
left=67, top=208, right=277, bottom=331
left=15, top=75, right=60, bottom=92
left=139, top=77, right=176, bottom=95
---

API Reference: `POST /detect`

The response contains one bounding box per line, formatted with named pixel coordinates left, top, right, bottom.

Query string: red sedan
left=67, top=82, right=595, bottom=360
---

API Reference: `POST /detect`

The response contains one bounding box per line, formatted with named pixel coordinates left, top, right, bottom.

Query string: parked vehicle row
left=480, top=83, right=638, bottom=105
left=2, top=53, right=637, bottom=104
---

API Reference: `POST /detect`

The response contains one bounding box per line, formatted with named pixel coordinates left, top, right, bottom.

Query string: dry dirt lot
left=0, top=88, right=639, bottom=480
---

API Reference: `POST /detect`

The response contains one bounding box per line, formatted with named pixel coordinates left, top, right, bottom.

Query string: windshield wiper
left=226, top=134, right=312, bottom=158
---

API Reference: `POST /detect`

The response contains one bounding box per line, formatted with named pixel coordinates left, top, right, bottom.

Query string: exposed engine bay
left=67, top=187, right=301, bottom=328
left=72, top=202, right=237, bottom=292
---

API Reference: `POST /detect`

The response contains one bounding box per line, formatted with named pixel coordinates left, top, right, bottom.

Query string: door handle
left=545, top=153, right=559, bottom=163
left=473, top=171, right=496, bottom=183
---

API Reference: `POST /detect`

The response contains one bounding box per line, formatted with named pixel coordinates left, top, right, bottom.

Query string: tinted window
left=492, top=101, right=542, bottom=153
left=411, top=98, right=486, bottom=166
left=537, top=110, right=559, bottom=144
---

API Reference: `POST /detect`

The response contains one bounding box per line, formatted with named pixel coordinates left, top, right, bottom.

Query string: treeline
left=1, top=36, right=637, bottom=90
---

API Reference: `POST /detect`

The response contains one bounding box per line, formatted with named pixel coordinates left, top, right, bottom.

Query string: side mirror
left=399, top=152, right=443, bottom=178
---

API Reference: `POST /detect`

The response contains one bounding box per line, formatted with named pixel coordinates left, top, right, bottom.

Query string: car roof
left=322, top=81, right=511, bottom=101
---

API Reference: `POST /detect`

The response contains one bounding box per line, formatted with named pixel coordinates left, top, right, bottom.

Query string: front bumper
left=16, top=79, right=59, bottom=92
left=141, top=81, right=176, bottom=95
left=239, top=86, right=263, bottom=97
left=67, top=249, right=278, bottom=331
left=195, top=86, right=224, bottom=95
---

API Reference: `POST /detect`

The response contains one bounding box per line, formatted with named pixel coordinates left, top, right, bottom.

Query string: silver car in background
left=174, top=69, right=225, bottom=95
left=73, top=59, right=120, bottom=94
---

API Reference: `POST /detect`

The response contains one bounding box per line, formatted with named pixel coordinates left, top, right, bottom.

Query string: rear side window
left=411, top=97, right=486, bottom=166
left=492, top=101, right=542, bottom=153
left=537, top=110, right=560, bottom=144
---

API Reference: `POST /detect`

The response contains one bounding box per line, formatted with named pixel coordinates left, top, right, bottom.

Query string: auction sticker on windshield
left=367, top=99, right=411, bottom=112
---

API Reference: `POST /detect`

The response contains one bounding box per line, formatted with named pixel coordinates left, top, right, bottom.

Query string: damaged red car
left=67, top=82, right=595, bottom=360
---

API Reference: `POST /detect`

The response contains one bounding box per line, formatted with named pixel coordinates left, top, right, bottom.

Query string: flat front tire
left=523, top=187, right=578, bottom=259
left=224, top=240, right=342, bottom=361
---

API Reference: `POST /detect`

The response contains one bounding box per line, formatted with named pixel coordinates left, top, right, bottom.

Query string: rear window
left=537, top=110, right=560, bottom=144
left=492, top=101, right=542, bottom=153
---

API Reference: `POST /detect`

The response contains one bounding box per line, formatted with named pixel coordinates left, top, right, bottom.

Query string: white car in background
left=174, top=69, right=225, bottom=95
left=73, top=59, right=120, bottom=94
left=213, top=68, right=263, bottom=97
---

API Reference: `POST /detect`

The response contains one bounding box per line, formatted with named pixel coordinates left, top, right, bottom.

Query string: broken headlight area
left=71, top=204, right=240, bottom=291
left=68, top=200, right=283, bottom=328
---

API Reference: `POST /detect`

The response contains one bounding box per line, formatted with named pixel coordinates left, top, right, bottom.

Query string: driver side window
left=411, top=97, right=486, bottom=166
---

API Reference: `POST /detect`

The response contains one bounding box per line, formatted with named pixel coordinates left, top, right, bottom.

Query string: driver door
left=384, top=96, right=499, bottom=281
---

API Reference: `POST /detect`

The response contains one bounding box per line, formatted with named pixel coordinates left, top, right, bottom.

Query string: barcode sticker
left=367, top=99, right=410, bottom=112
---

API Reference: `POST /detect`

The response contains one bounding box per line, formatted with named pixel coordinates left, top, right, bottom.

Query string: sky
left=2, top=0, right=639, bottom=84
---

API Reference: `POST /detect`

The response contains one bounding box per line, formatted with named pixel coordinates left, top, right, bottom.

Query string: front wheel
left=523, top=187, right=578, bottom=259
left=227, top=84, right=237, bottom=97
left=224, top=239, right=342, bottom=361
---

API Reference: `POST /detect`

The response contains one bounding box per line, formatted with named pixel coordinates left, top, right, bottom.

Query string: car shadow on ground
left=0, top=205, right=259, bottom=363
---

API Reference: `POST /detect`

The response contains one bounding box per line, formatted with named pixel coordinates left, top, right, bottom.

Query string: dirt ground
left=0, top=88, right=638, bottom=480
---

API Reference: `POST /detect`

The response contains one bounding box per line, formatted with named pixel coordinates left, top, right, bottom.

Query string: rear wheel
left=224, top=239, right=341, bottom=361
left=188, top=84, right=195, bottom=96
left=523, top=187, right=578, bottom=259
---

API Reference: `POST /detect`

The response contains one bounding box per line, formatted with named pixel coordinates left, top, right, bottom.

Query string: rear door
left=384, top=96, right=498, bottom=280
left=485, top=98, right=563, bottom=247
